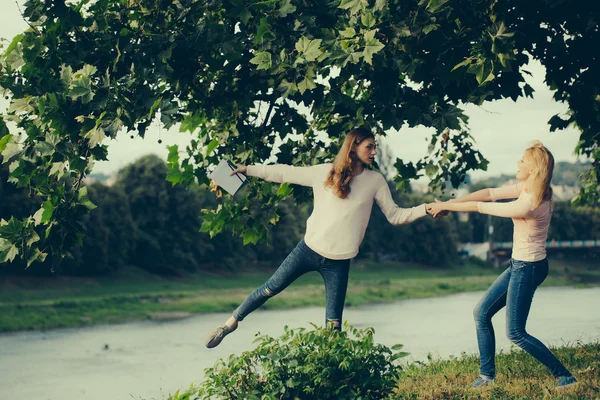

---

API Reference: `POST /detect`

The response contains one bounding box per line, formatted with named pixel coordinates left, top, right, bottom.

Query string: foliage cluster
left=191, top=324, right=408, bottom=400
left=1, top=0, right=598, bottom=267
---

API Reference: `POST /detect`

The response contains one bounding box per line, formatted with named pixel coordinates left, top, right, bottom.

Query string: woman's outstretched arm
left=448, top=188, right=493, bottom=203
left=374, top=176, right=430, bottom=225
left=231, top=164, right=318, bottom=187
left=428, top=197, right=531, bottom=219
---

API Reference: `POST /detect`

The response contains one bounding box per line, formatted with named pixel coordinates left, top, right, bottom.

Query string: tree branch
left=15, top=1, right=41, bottom=35
left=261, top=100, right=275, bottom=130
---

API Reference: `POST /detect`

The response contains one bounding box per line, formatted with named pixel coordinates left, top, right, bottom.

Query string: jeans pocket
left=511, top=259, right=527, bottom=269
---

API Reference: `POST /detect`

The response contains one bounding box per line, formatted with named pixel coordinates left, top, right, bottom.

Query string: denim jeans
left=473, top=258, right=572, bottom=378
left=233, top=240, right=350, bottom=330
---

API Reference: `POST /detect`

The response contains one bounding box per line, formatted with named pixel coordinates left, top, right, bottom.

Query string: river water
left=1, top=286, right=598, bottom=400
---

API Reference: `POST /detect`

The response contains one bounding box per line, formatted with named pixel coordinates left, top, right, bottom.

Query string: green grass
left=395, top=341, right=600, bottom=399
left=0, top=257, right=598, bottom=333
left=166, top=340, right=600, bottom=400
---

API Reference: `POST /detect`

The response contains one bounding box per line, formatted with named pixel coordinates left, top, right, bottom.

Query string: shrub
left=194, top=323, right=409, bottom=400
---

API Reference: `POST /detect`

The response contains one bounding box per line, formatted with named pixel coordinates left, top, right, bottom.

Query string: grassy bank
left=167, top=342, right=600, bottom=400
left=395, top=341, right=600, bottom=399
left=0, top=257, right=598, bottom=333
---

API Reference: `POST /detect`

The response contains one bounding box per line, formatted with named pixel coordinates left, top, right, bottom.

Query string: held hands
left=230, top=164, right=248, bottom=176
left=427, top=199, right=450, bottom=218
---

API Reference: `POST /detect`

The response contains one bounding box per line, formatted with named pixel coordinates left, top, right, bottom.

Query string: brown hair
left=324, top=127, right=375, bottom=199
left=525, top=141, right=554, bottom=209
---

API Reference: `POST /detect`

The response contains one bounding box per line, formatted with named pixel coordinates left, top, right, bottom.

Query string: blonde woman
left=427, top=141, right=576, bottom=389
left=205, top=127, right=434, bottom=348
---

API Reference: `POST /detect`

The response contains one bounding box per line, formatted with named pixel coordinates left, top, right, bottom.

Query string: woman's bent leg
left=233, top=241, right=316, bottom=321
left=506, top=259, right=572, bottom=378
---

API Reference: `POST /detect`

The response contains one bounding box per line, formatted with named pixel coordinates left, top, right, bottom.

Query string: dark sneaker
left=471, top=375, right=495, bottom=388
left=556, top=375, right=577, bottom=389
left=205, top=324, right=237, bottom=348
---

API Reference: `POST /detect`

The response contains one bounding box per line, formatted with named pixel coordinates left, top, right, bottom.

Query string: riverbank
left=1, top=257, right=598, bottom=332
left=394, top=341, right=600, bottom=399
left=167, top=341, right=600, bottom=400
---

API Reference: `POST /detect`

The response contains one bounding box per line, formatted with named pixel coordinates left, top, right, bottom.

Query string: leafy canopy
left=0, top=0, right=598, bottom=267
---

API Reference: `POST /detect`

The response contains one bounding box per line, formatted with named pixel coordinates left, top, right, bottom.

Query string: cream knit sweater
left=247, top=163, right=427, bottom=260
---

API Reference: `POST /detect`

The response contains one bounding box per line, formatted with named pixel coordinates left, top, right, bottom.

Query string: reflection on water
left=1, top=286, right=599, bottom=400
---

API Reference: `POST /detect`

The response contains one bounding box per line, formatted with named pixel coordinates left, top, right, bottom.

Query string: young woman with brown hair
left=205, top=127, right=434, bottom=348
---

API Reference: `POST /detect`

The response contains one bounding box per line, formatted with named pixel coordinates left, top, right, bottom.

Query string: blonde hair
left=525, top=141, right=554, bottom=209
left=324, top=127, right=375, bottom=199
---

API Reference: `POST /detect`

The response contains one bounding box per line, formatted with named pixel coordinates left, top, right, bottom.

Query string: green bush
left=192, top=324, right=408, bottom=400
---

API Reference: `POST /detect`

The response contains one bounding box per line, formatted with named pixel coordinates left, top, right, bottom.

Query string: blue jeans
left=233, top=240, right=350, bottom=330
left=474, top=258, right=572, bottom=378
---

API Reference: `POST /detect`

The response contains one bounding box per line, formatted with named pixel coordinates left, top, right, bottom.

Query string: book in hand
left=208, top=159, right=248, bottom=196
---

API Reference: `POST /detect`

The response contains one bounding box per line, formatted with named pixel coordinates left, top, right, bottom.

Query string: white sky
left=0, top=1, right=584, bottom=180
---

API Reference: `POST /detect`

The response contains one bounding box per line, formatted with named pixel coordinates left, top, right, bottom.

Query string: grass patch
left=395, top=342, right=600, bottom=399
left=0, top=257, right=598, bottom=333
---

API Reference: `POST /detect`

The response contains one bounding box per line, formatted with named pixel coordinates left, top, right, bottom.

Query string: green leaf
left=85, top=126, right=106, bottom=148
left=374, top=0, right=387, bottom=11
left=362, top=30, right=384, bottom=65
left=166, top=165, right=182, bottom=186
left=278, top=80, right=297, bottom=98
left=256, top=17, right=269, bottom=45
left=0, top=217, right=24, bottom=243
left=278, top=0, right=296, bottom=18
left=361, top=12, right=376, bottom=28
left=0, top=243, right=19, bottom=263
left=49, top=161, right=69, bottom=180
left=40, top=200, right=55, bottom=223
left=27, top=249, right=48, bottom=268
left=426, top=0, right=449, bottom=13
left=149, top=97, right=162, bottom=120
left=425, top=163, right=437, bottom=178
left=206, top=139, right=219, bottom=157
left=451, top=57, right=475, bottom=72
left=1, top=140, right=20, bottom=164
left=339, top=27, right=356, bottom=38
left=77, top=187, right=97, bottom=210
left=396, top=25, right=411, bottom=38
left=26, top=231, right=40, bottom=247
left=242, top=229, right=262, bottom=245
left=338, top=0, right=368, bottom=15
left=423, top=24, right=438, bottom=34
left=523, top=83, right=534, bottom=98
left=249, top=51, right=272, bottom=70
left=167, top=145, right=180, bottom=164
left=390, top=351, right=410, bottom=361
left=2, top=33, right=24, bottom=59
left=391, top=344, right=404, bottom=350
left=277, top=183, right=292, bottom=197
left=295, top=37, right=323, bottom=62
left=298, top=75, right=316, bottom=94
left=35, top=141, right=55, bottom=156
left=0, top=134, right=12, bottom=153
left=60, top=65, right=73, bottom=87
left=105, top=118, right=124, bottom=135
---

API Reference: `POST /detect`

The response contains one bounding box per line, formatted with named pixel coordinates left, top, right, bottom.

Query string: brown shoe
left=205, top=324, right=238, bottom=348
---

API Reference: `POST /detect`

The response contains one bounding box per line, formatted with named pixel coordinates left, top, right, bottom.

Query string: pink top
left=477, top=182, right=553, bottom=262
left=247, top=163, right=427, bottom=260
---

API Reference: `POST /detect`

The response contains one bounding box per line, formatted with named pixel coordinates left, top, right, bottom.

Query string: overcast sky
left=0, top=1, right=585, bottom=180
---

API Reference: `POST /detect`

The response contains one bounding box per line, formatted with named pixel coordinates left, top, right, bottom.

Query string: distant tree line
left=1, top=157, right=597, bottom=277
left=0, top=155, right=458, bottom=276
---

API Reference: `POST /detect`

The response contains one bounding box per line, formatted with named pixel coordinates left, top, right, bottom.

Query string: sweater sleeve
left=477, top=196, right=532, bottom=218
left=246, top=164, right=317, bottom=187
left=374, top=177, right=427, bottom=226
left=489, top=182, right=524, bottom=201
